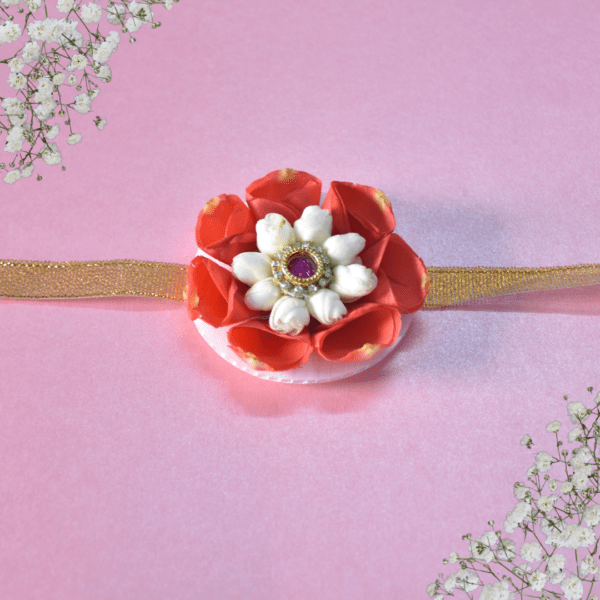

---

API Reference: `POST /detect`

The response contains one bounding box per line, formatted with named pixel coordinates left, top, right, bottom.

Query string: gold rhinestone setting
left=271, top=241, right=333, bottom=298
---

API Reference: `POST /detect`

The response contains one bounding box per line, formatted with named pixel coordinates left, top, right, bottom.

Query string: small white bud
left=323, top=233, right=366, bottom=266
left=269, top=296, right=310, bottom=336
left=232, top=252, right=272, bottom=286
left=293, top=205, right=332, bottom=246
left=329, top=264, right=377, bottom=302
left=256, top=213, right=296, bottom=257
left=244, top=278, right=282, bottom=311
left=306, top=289, right=347, bottom=325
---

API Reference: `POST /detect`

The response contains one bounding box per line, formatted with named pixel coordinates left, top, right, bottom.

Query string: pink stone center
left=288, top=254, right=317, bottom=279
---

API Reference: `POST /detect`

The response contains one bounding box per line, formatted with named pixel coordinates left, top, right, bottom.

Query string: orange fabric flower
left=245, top=168, right=322, bottom=223
left=195, top=194, right=257, bottom=265
left=185, top=256, right=259, bottom=327
left=312, top=303, right=402, bottom=363
left=227, top=319, right=313, bottom=371
left=188, top=170, right=429, bottom=370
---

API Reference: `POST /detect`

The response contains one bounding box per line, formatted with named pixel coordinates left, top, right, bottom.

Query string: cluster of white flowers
left=428, top=387, right=600, bottom=600
left=0, top=0, right=177, bottom=184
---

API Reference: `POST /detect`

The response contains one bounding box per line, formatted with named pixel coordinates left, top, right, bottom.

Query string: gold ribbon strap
left=1, top=260, right=599, bottom=307
left=424, top=264, right=600, bottom=308
left=0, top=259, right=187, bottom=301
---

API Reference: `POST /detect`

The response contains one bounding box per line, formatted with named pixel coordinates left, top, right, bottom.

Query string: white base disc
left=194, top=313, right=413, bottom=384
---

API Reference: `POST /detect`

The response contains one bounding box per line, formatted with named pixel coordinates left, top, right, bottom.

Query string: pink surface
left=1, top=1, right=600, bottom=598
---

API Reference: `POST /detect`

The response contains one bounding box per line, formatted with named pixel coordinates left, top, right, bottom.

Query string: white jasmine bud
left=306, top=289, right=347, bottom=325
left=293, top=205, right=332, bottom=246
left=244, top=278, right=282, bottom=311
left=256, top=213, right=296, bottom=257
left=329, top=264, right=377, bottom=302
left=323, top=233, right=366, bottom=266
left=269, top=296, right=310, bottom=336
left=232, top=252, right=272, bottom=286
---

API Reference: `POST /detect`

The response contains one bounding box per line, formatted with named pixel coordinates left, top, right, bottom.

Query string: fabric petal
left=195, top=194, right=257, bottom=265
left=322, top=181, right=395, bottom=248
left=185, top=256, right=260, bottom=327
left=362, top=233, right=429, bottom=313
left=227, top=319, right=313, bottom=371
left=312, top=303, right=402, bottom=363
left=246, top=169, right=322, bottom=222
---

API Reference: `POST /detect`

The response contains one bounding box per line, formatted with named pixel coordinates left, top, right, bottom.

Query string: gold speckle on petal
left=203, top=197, right=221, bottom=214
left=182, top=284, right=188, bottom=303
left=373, top=189, right=391, bottom=210
left=189, top=291, right=199, bottom=309
left=358, top=343, right=381, bottom=359
left=278, top=168, right=298, bottom=183
left=421, top=273, right=431, bottom=294
left=244, top=352, right=265, bottom=370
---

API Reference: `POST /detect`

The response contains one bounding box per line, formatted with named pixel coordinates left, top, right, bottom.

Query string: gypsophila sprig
left=0, top=0, right=179, bottom=183
left=428, top=386, right=600, bottom=600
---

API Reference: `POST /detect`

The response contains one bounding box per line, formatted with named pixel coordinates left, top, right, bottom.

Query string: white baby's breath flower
left=521, top=434, right=532, bottom=446
left=22, top=40, right=41, bottom=64
left=580, top=555, right=599, bottom=576
left=67, top=53, right=88, bottom=71
left=3, top=169, right=21, bottom=184
left=496, top=538, right=516, bottom=560
left=535, top=451, right=553, bottom=472
left=514, top=482, right=528, bottom=500
left=73, top=93, right=92, bottom=114
left=107, top=3, right=126, bottom=24
left=568, top=401, right=589, bottom=424
left=520, top=541, right=542, bottom=563
left=572, top=470, right=589, bottom=490
left=528, top=570, right=546, bottom=592
left=584, top=504, right=600, bottom=526
left=67, top=133, right=82, bottom=145
left=547, top=551, right=566, bottom=567
left=548, top=570, right=566, bottom=584
left=560, top=481, right=574, bottom=494
left=25, top=0, right=42, bottom=10
left=537, top=494, right=558, bottom=512
left=57, top=0, right=74, bottom=12
left=97, top=65, right=111, bottom=81
left=9, top=57, right=24, bottom=73
left=80, top=2, right=102, bottom=23
left=561, top=575, right=584, bottom=600
left=8, top=72, right=26, bottom=90
left=125, top=16, right=143, bottom=32
left=548, top=479, right=558, bottom=492
left=34, top=96, right=57, bottom=121
left=52, top=72, right=65, bottom=86
left=293, top=206, right=332, bottom=246
left=546, top=420, right=561, bottom=433
left=448, top=551, right=459, bottom=563
left=165, top=0, right=173, bottom=8
left=67, top=74, right=78, bottom=86
left=46, top=124, right=60, bottom=140
left=256, top=213, right=296, bottom=257
left=41, top=142, right=62, bottom=165
left=20, top=164, right=34, bottom=178
left=469, top=538, right=493, bottom=562
left=570, top=446, right=592, bottom=469
left=0, top=20, right=22, bottom=44
left=478, top=581, right=512, bottom=600
left=95, top=118, right=107, bottom=130
left=269, top=296, right=310, bottom=336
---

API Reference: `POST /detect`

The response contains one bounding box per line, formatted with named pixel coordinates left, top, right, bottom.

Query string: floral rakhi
left=186, top=168, right=429, bottom=374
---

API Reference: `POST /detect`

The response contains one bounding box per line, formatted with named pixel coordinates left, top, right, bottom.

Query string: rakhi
left=2, top=168, right=600, bottom=383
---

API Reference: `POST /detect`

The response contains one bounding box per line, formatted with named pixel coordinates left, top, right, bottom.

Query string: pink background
left=1, top=1, right=600, bottom=598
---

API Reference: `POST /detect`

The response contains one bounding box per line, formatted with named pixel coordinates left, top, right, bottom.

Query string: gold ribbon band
left=0, top=259, right=187, bottom=301
left=1, top=260, right=599, bottom=307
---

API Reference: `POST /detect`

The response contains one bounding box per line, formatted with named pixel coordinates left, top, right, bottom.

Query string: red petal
left=312, top=303, right=402, bottom=363
left=195, top=194, right=257, bottom=264
left=185, top=256, right=259, bottom=327
left=227, top=319, right=313, bottom=371
left=246, top=169, right=322, bottom=222
left=322, top=181, right=396, bottom=247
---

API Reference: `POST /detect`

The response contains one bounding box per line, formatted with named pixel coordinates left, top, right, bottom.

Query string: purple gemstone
left=287, top=254, right=317, bottom=279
